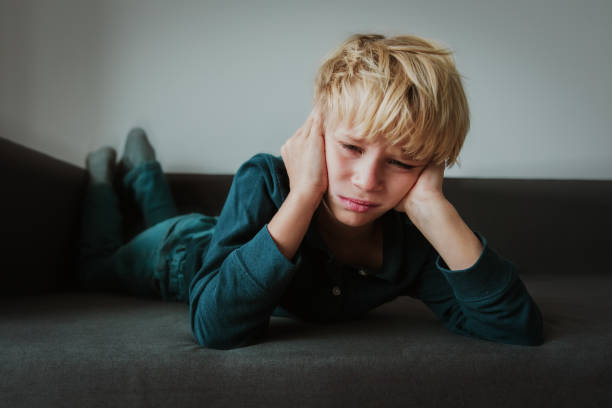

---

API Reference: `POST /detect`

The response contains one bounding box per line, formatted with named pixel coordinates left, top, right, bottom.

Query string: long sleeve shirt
left=187, top=153, right=544, bottom=350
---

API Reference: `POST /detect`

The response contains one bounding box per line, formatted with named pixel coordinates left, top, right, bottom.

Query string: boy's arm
left=404, top=195, right=543, bottom=345
left=406, top=196, right=483, bottom=271
left=189, top=107, right=325, bottom=350
left=267, top=190, right=320, bottom=261
left=189, top=154, right=307, bottom=350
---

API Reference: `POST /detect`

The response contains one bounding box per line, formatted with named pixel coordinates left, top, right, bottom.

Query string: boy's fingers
left=310, top=105, right=322, bottom=121
left=306, top=114, right=315, bottom=127
left=316, top=111, right=324, bottom=133
left=309, top=116, right=321, bottom=137
left=303, top=106, right=322, bottom=137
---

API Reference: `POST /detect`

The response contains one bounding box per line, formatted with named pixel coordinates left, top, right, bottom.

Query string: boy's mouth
left=338, top=195, right=380, bottom=212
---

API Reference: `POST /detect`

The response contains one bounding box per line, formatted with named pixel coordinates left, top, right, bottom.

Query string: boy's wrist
left=403, top=193, right=447, bottom=224
left=287, top=189, right=324, bottom=212
left=405, top=197, right=483, bottom=271
left=268, top=189, right=321, bottom=261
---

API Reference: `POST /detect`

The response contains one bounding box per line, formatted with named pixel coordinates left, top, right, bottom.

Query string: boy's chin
left=331, top=208, right=381, bottom=228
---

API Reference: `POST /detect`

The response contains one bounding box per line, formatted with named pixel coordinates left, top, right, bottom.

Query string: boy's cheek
left=392, top=193, right=409, bottom=212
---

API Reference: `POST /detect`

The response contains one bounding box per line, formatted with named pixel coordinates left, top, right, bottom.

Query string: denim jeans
left=77, top=160, right=217, bottom=303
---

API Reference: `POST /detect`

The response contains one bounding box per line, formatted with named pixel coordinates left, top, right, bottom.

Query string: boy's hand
left=393, top=160, right=484, bottom=271
left=281, top=106, right=328, bottom=203
left=394, top=160, right=446, bottom=218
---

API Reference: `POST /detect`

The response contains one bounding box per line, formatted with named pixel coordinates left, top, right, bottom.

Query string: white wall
left=1, top=0, right=611, bottom=179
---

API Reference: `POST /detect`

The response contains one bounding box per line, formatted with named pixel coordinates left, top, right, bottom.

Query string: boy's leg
left=78, top=130, right=217, bottom=301
left=152, top=212, right=218, bottom=302
left=78, top=146, right=123, bottom=291
left=81, top=212, right=216, bottom=301
left=122, top=160, right=179, bottom=229
left=119, top=128, right=178, bottom=228
left=104, top=214, right=188, bottom=299
left=78, top=182, right=124, bottom=291
left=77, top=140, right=177, bottom=295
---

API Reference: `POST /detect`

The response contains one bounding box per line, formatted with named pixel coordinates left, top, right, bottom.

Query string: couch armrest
left=0, top=137, right=85, bottom=296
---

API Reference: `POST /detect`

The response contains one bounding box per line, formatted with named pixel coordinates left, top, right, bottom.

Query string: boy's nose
left=352, top=159, right=382, bottom=192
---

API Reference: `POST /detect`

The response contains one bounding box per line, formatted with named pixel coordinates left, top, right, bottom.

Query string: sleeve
left=188, top=154, right=298, bottom=350
left=407, top=231, right=544, bottom=346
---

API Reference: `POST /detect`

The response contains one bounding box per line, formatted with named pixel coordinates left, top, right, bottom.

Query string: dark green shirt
left=187, top=153, right=543, bottom=349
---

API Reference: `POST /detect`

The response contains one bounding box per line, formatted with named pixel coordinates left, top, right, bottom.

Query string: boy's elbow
left=497, top=288, right=545, bottom=346
left=504, top=302, right=545, bottom=346
left=191, top=309, right=238, bottom=350
left=191, top=308, right=268, bottom=350
left=462, top=300, right=545, bottom=346
left=191, top=323, right=223, bottom=349
left=194, top=334, right=243, bottom=350
left=520, top=303, right=545, bottom=346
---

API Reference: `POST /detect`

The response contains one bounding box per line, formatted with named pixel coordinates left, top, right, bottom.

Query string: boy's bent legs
left=111, top=213, right=216, bottom=301
left=78, top=158, right=179, bottom=295
left=107, top=215, right=187, bottom=299
left=78, top=183, right=123, bottom=291
left=77, top=159, right=176, bottom=292
left=154, top=212, right=217, bottom=302
left=80, top=212, right=217, bottom=302
left=79, top=213, right=186, bottom=299
left=122, top=160, right=179, bottom=229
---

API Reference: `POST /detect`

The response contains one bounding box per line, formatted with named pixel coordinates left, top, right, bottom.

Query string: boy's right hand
left=280, top=106, right=328, bottom=204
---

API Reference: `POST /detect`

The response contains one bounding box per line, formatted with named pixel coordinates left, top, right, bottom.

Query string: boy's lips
left=339, top=195, right=380, bottom=206
left=338, top=195, right=380, bottom=212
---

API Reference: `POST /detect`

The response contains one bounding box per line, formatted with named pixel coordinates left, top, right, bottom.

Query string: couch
left=1, top=136, right=611, bottom=407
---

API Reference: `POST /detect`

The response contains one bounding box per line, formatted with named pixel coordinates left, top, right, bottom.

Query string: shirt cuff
left=435, top=231, right=517, bottom=301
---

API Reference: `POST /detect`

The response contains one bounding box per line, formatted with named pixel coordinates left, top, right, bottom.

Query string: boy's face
left=323, top=119, right=429, bottom=228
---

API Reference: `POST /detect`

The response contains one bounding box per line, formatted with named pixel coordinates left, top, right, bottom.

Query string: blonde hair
left=313, top=33, right=470, bottom=168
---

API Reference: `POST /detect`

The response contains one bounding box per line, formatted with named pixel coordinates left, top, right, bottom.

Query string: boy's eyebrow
left=339, top=131, right=425, bottom=162
left=339, top=131, right=364, bottom=141
left=399, top=151, right=420, bottom=160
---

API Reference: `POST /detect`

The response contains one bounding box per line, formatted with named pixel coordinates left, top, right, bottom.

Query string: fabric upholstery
left=1, top=136, right=611, bottom=407
left=1, top=274, right=611, bottom=407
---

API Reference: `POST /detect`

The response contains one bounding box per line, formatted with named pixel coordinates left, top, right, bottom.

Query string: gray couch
left=1, top=136, right=611, bottom=407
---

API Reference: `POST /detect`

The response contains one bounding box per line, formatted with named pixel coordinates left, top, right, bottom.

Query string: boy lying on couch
left=78, top=33, right=543, bottom=350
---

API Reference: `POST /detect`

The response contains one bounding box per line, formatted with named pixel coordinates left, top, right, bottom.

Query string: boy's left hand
left=394, top=161, right=446, bottom=216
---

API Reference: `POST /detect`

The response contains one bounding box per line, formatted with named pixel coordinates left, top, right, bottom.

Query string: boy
left=79, top=33, right=543, bottom=350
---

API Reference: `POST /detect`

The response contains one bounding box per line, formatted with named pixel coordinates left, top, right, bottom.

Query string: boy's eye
left=341, top=143, right=363, bottom=154
left=341, top=143, right=415, bottom=170
left=388, top=159, right=415, bottom=170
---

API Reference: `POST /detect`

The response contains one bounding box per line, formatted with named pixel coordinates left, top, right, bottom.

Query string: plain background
left=1, top=0, right=610, bottom=179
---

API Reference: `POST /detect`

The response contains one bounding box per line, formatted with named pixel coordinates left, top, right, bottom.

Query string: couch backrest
left=167, top=174, right=612, bottom=276
left=2, top=136, right=610, bottom=296
left=442, top=178, right=611, bottom=276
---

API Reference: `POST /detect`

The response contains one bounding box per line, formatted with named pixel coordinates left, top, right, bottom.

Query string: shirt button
left=332, top=286, right=342, bottom=296
left=358, top=268, right=368, bottom=276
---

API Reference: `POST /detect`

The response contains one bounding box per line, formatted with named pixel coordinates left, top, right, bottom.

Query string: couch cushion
left=1, top=274, right=610, bottom=407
